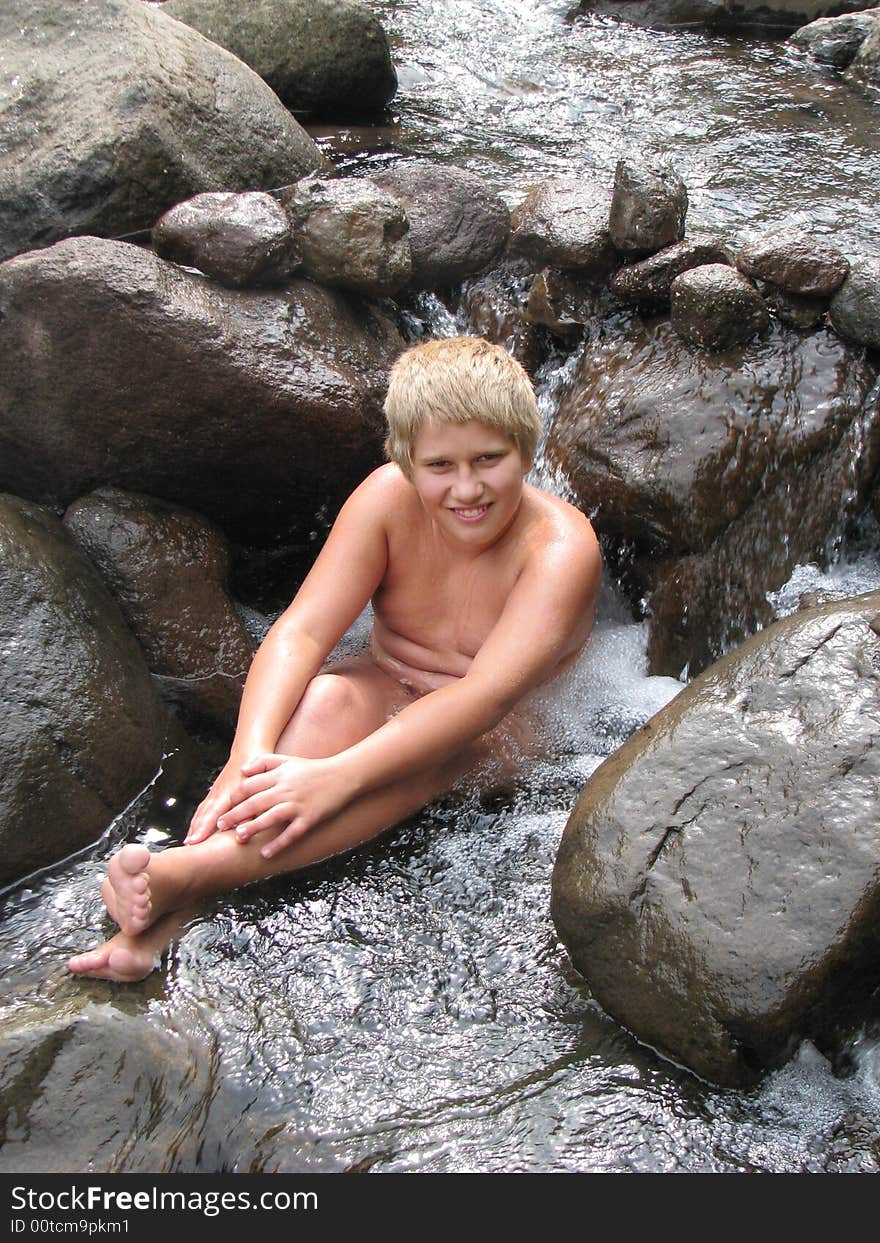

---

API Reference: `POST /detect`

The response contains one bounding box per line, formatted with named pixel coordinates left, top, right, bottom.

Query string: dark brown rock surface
left=736, top=227, right=849, bottom=296
left=610, top=236, right=731, bottom=309
left=552, top=591, right=880, bottom=1087
left=0, top=495, right=168, bottom=887
left=608, top=157, right=687, bottom=257
left=671, top=264, right=770, bottom=351
left=508, top=177, right=616, bottom=277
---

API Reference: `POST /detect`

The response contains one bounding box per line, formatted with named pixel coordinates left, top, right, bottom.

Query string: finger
left=240, top=753, right=287, bottom=776
left=259, top=818, right=309, bottom=859
left=216, top=790, right=277, bottom=831
left=233, top=804, right=296, bottom=843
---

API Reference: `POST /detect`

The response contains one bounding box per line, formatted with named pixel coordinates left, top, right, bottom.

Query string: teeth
left=455, top=507, right=487, bottom=517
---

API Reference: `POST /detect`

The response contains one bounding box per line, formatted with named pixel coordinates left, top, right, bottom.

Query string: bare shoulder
left=342, top=463, right=415, bottom=526
left=520, top=484, right=601, bottom=587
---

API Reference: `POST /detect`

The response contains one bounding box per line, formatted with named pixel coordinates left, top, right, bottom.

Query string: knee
left=294, top=674, right=362, bottom=734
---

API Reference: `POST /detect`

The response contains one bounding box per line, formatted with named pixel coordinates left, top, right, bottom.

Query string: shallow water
left=3, top=0, right=880, bottom=1175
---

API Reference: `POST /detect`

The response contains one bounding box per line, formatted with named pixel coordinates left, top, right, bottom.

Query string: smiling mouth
left=450, top=504, right=491, bottom=521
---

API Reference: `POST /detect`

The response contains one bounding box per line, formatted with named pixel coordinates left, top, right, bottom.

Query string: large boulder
left=0, top=236, right=403, bottom=549
left=0, top=0, right=324, bottom=263
left=552, top=591, right=880, bottom=1087
left=789, top=10, right=880, bottom=68
left=152, top=191, right=301, bottom=289
left=571, top=0, right=876, bottom=34
left=372, top=162, right=510, bottom=291
left=670, top=264, right=770, bottom=351
left=846, top=16, right=880, bottom=83
left=162, top=0, right=398, bottom=117
left=282, top=176, right=411, bottom=296
left=508, top=177, right=616, bottom=278
left=64, top=489, right=256, bottom=734
left=0, top=495, right=168, bottom=887
left=736, top=226, right=849, bottom=296
left=829, top=255, right=880, bottom=349
left=545, top=317, right=879, bottom=676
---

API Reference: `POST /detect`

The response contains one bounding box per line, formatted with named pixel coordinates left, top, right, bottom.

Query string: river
left=1, top=0, right=880, bottom=1175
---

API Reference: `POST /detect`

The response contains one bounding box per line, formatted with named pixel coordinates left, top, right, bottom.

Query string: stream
left=2, top=0, right=880, bottom=1175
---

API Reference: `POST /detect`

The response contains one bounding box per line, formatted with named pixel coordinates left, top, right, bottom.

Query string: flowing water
left=3, top=0, right=880, bottom=1175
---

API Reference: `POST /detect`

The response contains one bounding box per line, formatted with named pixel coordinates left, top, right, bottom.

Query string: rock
left=0, top=236, right=403, bottom=549
left=545, top=317, right=879, bottom=676
left=829, top=256, right=880, bottom=349
left=845, top=15, right=880, bottom=83
left=571, top=0, right=875, bottom=35
left=454, top=262, right=550, bottom=375
left=281, top=176, right=411, bottom=297
left=671, top=264, right=770, bottom=351
left=736, top=227, right=849, bottom=296
left=64, top=488, right=256, bottom=734
left=552, top=591, right=880, bottom=1087
left=372, top=163, right=510, bottom=291
left=0, top=0, right=324, bottom=264
left=0, top=495, right=168, bottom=887
left=508, top=177, right=617, bottom=277
left=608, top=157, right=688, bottom=257
left=789, top=10, right=880, bottom=68
left=152, top=191, right=300, bottom=289
left=760, top=283, right=829, bottom=330
left=524, top=268, right=600, bottom=337
left=162, top=0, right=397, bottom=117
left=609, top=236, right=732, bottom=310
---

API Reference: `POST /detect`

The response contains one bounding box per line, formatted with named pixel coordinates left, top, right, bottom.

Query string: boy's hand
left=216, top=753, right=352, bottom=859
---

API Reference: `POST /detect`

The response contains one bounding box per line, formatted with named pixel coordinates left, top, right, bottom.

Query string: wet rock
left=0, top=495, right=168, bottom=887
left=789, top=10, right=880, bottom=68
left=162, top=0, right=397, bottom=117
left=736, top=227, right=849, bottom=296
left=760, top=283, right=829, bottom=330
left=608, top=157, right=688, bottom=257
left=454, top=262, right=550, bottom=375
left=571, top=0, right=875, bottom=35
left=0, top=0, right=324, bottom=264
left=508, top=177, right=617, bottom=277
left=372, top=162, right=510, bottom=291
left=609, top=236, right=731, bottom=310
left=552, top=591, right=880, bottom=1088
left=545, top=317, right=879, bottom=675
left=64, top=489, right=256, bottom=734
left=671, top=264, right=770, bottom=351
left=152, top=191, right=300, bottom=289
left=0, top=236, right=403, bottom=549
left=282, top=176, right=410, bottom=297
left=524, top=268, right=600, bottom=337
left=829, top=256, right=880, bottom=349
left=845, top=16, right=880, bottom=84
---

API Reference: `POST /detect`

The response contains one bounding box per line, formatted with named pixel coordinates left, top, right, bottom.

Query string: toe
left=117, top=844, right=151, bottom=875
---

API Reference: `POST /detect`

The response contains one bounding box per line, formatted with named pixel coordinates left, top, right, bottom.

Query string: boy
left=69, top=337, right=601, bottom=981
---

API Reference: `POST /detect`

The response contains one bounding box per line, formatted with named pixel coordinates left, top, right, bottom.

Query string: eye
left=477, top=452, right=505, bottom=463
left=427, top=459, right=451, bottom=470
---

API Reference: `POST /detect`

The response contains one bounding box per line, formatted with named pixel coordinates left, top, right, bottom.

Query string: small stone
left=671, top=264, right=769, bottom=352
left=608, top=156, right=688, bottom=257
left=829, top=256, right=880, bottom=349
left=736, top=226, right=849, bottom=296
left=153, top=191, right=300, bottom=289
left=610, top=236, right=731, bottom=309
left=508, top=177, right=617, bottom=277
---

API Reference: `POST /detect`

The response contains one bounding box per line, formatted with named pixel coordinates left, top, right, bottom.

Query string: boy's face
left=409, top=419, right=528, bottom=548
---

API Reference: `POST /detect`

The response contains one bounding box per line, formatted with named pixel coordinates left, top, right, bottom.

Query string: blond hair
left=383, top=337, right=541, bottom=477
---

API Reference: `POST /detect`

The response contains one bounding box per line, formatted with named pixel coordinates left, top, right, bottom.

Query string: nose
left=451, top=464, right=483, bottom=504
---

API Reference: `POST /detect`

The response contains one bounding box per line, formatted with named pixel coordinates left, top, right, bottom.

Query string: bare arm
left=185, top=471, right=391, bottom=842
left=224, top=521, right=601, bottom=856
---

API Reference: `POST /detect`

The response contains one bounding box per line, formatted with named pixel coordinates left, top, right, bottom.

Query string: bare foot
left=68, top=933, right=159, bottom=983
left=102, top=843, right=154, bottom=936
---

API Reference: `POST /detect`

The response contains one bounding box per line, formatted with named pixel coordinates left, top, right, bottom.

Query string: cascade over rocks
left=670, top=264, right=770, bottom=351
left=552, top=591, right=880, bottom=1088
left=152, top=192, right=301, bottom=289
left=282, top=176, right=411, bottom=297
left=0, top=0, right=324, bottom=263
left=789, top=9, right=880, bottom=67
left=508, top=177, right=617, bottom=278
left=608, top=157, right=688, bottom=258
left=372, top=163, right=510, bottom=290
left=829, top=255, right=880, bottom=348
left=571, top=0, right=876, bottom=34
left=545, top=317, right=879, bottom=676
left=0, top=495, right=168, bottom=887
left=64, top=489, right=256, bottom=735
left=736, top=227, right=849, bottom=296
left=0, top=236, right=403, bottom=548
left=454, top=263, right=550, bottom=375
left=161, top=0, right=398, bottom=118
left=610, top=236, right=731, bottom=309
